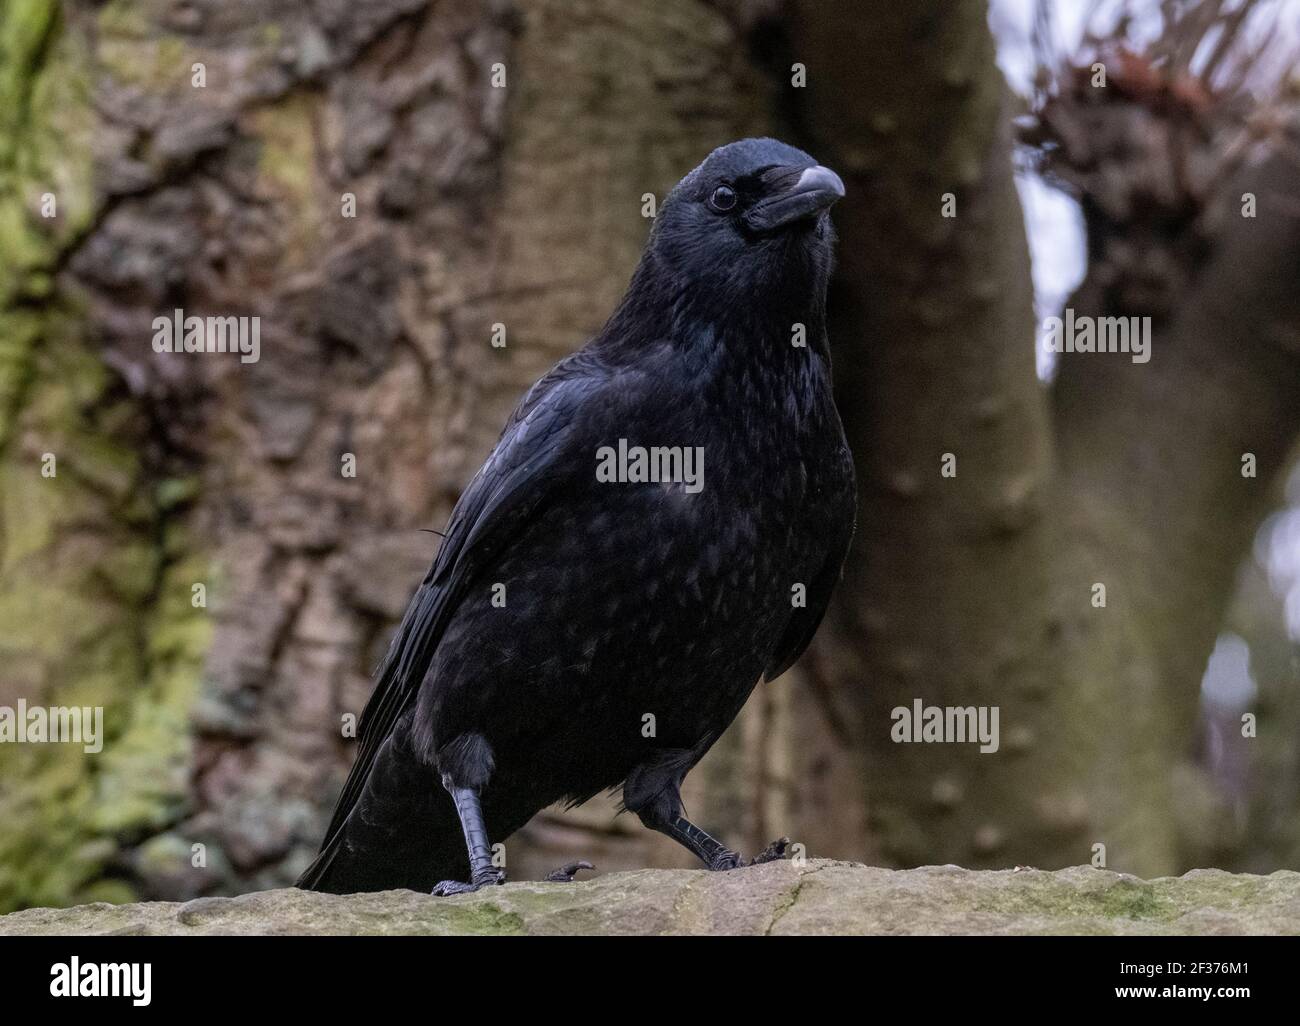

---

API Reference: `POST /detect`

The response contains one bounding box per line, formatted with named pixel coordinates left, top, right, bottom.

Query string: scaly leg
left=652, top=813, right=789, bottom=870
left=431, top=783, right=506, bottom=896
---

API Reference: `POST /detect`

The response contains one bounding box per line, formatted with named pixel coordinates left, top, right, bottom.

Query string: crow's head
left=645, top=138, right=844, bottom=319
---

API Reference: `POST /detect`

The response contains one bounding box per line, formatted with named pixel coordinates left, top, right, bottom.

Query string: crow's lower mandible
left=298, top=138, right=856, bottom=895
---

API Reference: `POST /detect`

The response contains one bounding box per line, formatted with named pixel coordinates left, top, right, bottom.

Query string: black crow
left=298, top=138, right=856, bottom=895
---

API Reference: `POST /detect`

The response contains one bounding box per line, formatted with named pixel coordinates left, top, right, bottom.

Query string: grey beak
left=745, top=163, right=846, bottom=234
left=794, top=165, right=846, bottom=200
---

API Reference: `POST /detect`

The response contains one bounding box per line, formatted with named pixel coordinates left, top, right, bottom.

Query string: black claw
left=749, top=836, right=791, bottom=866
left=544, top=860, right=595, bottom=883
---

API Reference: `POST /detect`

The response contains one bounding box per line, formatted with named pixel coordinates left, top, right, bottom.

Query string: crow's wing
left=312, top=351, right=609, bottom=859
left=763, top=453, right=855, bottom=682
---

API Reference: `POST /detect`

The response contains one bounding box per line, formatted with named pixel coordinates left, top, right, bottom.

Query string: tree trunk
left=792, top=0, right=1300, bottom=876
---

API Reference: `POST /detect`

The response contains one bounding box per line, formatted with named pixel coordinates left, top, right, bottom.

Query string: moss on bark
left=0, top=1, right=211, bottom=912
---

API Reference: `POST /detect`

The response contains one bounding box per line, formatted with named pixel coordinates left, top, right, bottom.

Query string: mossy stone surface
left=3, top=861, right=1298, bottom=936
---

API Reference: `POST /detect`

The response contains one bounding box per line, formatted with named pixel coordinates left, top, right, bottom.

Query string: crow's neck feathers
left=596, top=237, right=834, bottom=389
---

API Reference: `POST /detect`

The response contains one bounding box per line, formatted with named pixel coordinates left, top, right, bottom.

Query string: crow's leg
left=652, top=813, right=791, bottom=869
left=654, top=812, right=744, bottom=870
left=624, top=750, right=791, bottom=870
left=429, top=733, right=506, bottom=895
left=431, top=782, right=506, bottom=895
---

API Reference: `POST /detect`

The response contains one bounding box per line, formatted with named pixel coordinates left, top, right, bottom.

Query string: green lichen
left=972, top=874, right=1177, bottom=922
left=251, top=93, right=326, bottom=267
left=95, top=0, right=193, bottom=93
left=423, top=901, right=528, bottom=936
left=0, top=1, right=212, bottom=913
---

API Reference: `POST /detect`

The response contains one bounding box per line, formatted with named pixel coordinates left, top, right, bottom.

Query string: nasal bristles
left=760, top=165, right=807, bottom=191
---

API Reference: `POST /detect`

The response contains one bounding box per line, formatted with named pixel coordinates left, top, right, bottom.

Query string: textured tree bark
left=1, top=0, right=785, bottom=905
left=0, top=0, right=214, bottom=911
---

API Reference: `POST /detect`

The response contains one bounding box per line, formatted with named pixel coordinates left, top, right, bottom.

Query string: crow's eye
left=708, top=185, right=737, bottom=213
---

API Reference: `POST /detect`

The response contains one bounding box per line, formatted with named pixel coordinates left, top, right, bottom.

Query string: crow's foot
left=431, top=868, right=505, bottom=896
left=543, top=860, right=595, bottom=883
left=707, top=836, right=791, bottom=871
left=431, top=879, right=478, bottom=896
left=749, top=836, right=791, bottom=865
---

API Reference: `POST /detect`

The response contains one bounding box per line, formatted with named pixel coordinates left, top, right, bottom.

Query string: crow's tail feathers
left=296, top=838, right=344, bottom=892
left=296, top=733, right=469, bottom=894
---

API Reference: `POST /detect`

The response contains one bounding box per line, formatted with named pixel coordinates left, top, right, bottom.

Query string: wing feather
left=306, top=354, right=607, bottom=869
left=763, top=452, right=855, bottom=682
